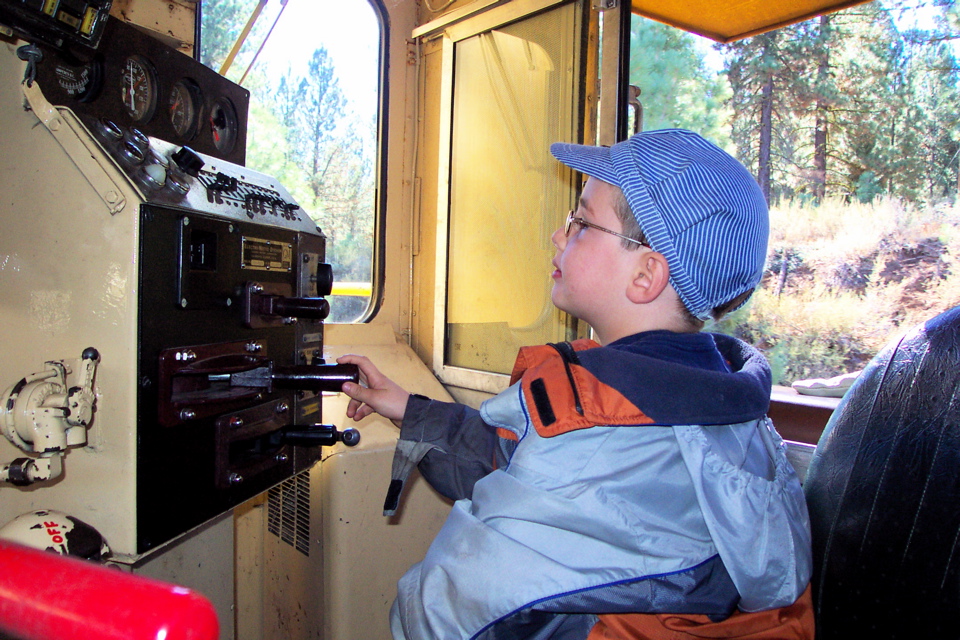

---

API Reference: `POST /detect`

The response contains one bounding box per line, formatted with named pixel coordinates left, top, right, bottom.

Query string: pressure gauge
left=209, top=97, right=239, bottom=154
left=121, top=55, right=158, bottom=123
left=54, top=59, right=102, bottom=102
left=168, top=79, right=203, bottom=140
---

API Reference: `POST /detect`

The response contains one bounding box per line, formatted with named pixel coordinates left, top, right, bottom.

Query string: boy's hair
left=610, top=187, right=647, bottom=251
left=552, top=129, right=769, bottom=321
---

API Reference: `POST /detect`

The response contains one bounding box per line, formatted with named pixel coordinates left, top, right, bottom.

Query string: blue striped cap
left=551, top=129, right=768, bottom=319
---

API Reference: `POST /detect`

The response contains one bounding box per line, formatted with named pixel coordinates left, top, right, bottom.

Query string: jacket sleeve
left=399, top=394, right=509, bottom=501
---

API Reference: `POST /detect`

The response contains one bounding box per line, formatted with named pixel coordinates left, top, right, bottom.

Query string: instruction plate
left=241, top=237, right=292, bottom=272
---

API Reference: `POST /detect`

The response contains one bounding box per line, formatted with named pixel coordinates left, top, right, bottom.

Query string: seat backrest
left=804, top=305, right=960, bottom=639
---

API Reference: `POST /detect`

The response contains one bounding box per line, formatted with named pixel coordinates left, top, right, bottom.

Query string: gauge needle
left=130, top=78, right=143, bottom=111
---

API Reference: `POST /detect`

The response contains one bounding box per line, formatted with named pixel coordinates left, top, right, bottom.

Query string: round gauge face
left=209, top=97, right=239, bottom=154
left=121, top=55, right=158, bottom=122
left=168, top=79, right=202, bottom=140
left=55, top=59, right=103, bottom=102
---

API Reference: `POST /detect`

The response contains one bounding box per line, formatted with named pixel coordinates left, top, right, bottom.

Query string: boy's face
left=550, top=178, right=641, bottom=334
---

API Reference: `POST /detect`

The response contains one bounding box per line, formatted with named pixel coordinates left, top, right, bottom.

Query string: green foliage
left=628, top=17, right=731, bottom=144
left=199, top=0, right=272, bottom=78
left=720, top=0, right=960, bottom=205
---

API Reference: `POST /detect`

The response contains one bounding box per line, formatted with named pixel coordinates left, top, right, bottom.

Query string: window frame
left=419, top=0, right=620, bottom=393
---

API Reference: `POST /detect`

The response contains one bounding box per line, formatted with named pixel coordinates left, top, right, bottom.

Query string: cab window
left=629, top=0, right=959, bottom=387
left=199, top=0, right=383, bottom=322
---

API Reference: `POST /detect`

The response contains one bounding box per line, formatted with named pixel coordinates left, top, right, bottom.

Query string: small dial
left=168, top=79, right=202, bottom=139
left=121, top=55, right=158, bottom=122
left=54, top=59, right=103, bottom=102
left=209, top=97, right=238, bottom=154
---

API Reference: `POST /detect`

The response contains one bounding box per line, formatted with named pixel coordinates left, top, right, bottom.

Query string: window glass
left=629, top=0, right=960, bottom=386
left=199, top=0, right=381, bottom=322
left=445, top=1, right=586, bottom=375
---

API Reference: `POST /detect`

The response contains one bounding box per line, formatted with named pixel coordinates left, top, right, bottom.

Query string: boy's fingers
left=338, top=354, right=379, bottom=381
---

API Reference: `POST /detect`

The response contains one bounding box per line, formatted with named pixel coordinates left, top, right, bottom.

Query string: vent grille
left=267, top=470, right=311, bottom=556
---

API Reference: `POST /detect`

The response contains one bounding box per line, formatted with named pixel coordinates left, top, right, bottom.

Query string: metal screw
left=182, top=217, right=190, bottom=226
left=275, top=452, right=289, bottom=463
left=180, top=298, right=188, bottom=308
left=250, top=283, right=264, bottom=294
left=275, top=402, right=289, bottom=414
left=245, top=341, right=262, bottom=353
left=180, top=408, right=196, bottom=420
left=177, top=350, right=197, bottom=362
left=228, top=473, right=243, bottom=485
left=229, top=416, right=244, bottom=428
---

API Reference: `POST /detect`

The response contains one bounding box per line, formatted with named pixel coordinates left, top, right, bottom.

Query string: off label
left=43, top=521, right=65, bottom=544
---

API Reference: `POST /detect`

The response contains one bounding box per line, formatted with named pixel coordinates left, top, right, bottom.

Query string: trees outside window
left=630, top=0, right=959, bottom=385
left=200, top=0, right=380, bottom=322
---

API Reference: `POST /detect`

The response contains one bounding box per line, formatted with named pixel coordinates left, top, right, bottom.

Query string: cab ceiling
left=631, top=0, right=873, bottom=42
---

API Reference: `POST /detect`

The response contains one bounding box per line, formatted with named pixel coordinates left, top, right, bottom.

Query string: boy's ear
left=626, top=250, right=671, bottom=305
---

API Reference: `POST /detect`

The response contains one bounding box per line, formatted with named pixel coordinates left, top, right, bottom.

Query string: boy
left=339, top=129, right=813, bottom=640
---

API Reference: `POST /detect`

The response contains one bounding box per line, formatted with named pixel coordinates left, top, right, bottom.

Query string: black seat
left=804, top=305, right=960, bottom=638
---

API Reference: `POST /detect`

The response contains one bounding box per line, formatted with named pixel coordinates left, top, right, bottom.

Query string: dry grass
left=713, top=198, right=960, bottom=385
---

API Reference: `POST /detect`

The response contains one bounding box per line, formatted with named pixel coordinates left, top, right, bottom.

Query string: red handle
left=0, top=540, right=219, bottom=640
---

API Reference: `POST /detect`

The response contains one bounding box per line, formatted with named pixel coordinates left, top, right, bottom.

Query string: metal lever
left=243, top=281, right=331, bottom=327
left=273, top=424, right=360, bottom=448
left=260, top=295, right=330, bottom=320
left=229, top=363, right=359, bottom=393
left=628, top=85, right=643, bottom=134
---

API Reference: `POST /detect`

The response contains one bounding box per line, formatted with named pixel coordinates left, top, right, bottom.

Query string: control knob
left=171, top=146, right=204, bottom=177
left=315, top=263, right=334, bottom=297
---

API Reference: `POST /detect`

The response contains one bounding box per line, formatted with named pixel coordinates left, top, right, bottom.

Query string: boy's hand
left=337, top=354, right=411, bottom=423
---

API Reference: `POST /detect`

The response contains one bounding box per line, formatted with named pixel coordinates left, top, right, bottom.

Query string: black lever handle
left=229, top=363, right=359, bottom=393
left=258, top=295, right=331, bottom=321
left=271, top=364, right=358, bottom=390
left=273, top=424, right=360, bottom=448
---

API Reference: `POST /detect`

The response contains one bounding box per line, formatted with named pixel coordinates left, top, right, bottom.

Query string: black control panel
left=136, top=206, right=356, bottom=553
left=30, top=16, right=249, bottom=165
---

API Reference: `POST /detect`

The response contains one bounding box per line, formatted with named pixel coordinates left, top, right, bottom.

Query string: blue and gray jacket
left=386, top=331, right=812, bottom=640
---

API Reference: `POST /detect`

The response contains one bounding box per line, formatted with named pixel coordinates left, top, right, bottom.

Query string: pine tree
left=725, top=26, right=813, bottom=202
left=627, top=16, right=730, bottom=144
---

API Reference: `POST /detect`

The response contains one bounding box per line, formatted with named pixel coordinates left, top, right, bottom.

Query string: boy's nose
left=551, top=225, right=566, bottom=250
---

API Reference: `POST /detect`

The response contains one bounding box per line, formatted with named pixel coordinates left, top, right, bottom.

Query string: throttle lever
left=229, top=363, right=359, bottom=393
left=273, top=424, right=360, bottom=448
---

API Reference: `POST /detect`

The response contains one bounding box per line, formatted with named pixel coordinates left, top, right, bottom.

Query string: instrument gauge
left=54, top=59, right=103, bottom=102
left=168, top=79, right=203, bottom=140
left=209, top=97, right=239, bottom=154
left=121, top=55, right=158, bottom=123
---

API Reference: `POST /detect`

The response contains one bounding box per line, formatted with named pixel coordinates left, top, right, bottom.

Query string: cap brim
left=549, top=142, right=620, bottom=187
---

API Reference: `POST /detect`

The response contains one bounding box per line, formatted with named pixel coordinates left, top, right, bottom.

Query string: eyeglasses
left=564, top=210, right=647, bottom=247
